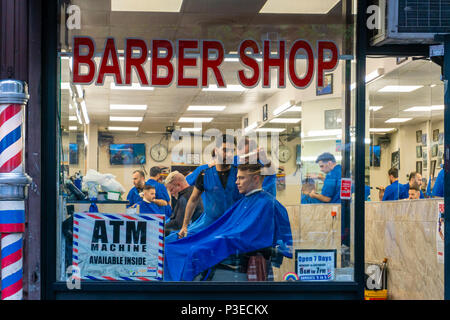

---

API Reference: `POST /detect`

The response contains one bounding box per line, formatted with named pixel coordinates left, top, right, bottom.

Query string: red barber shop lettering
left=72, top=36, right=339, bottom=89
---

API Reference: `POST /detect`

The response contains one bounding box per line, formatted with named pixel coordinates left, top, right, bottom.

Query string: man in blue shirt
left=399, top=172, right=424, bottom=199
left=381, top=168, right=400, bottom=201
left=146, top=166, right=172, bottom=214
left=126, top=170, right=146, bottom=208
left=309, top=152, right=341, bottom=204
left=432, top=167, right=444, bottom=197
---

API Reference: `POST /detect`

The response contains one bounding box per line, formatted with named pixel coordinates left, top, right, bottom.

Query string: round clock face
left=278, top=146, right=291, bottom=163
left=150, top=144, right=168, bottom=162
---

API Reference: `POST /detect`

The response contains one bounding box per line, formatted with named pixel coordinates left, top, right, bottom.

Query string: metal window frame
left=41, top=0, right=370, bottom=300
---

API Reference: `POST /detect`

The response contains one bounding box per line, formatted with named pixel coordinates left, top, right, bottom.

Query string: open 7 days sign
left=73, top=212, right=164, bottom=281
left=295, top=249, right=337, bottom=281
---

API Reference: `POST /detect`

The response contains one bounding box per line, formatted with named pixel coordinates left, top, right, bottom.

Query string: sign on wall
left=73, top=212, right=164, bottom=281
left=295, top=249, right=336, bottom=281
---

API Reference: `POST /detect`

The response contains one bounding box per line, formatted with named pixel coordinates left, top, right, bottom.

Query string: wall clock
left=150, top=143, right=168, bottom=162
left=278, top=145, right=291, bottom=163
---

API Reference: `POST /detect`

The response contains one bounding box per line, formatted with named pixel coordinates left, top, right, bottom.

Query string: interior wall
left=369, top=120, right=444, bottom=200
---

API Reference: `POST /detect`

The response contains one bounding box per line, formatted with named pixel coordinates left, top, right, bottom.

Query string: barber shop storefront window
left=55, top=0, right=359, bottom=292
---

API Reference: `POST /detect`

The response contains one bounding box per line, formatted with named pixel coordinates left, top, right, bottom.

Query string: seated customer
left=164, top=163, right=293, bottom=281
left=164, top=171, right=204, bottom=236
left=301, top=178, right=321, bottom=204
left=133, top=185, right=171, bottom=217
left=379, top=168, right=400, bottom=201
left=407, top=184, right=421, bottom=200
left=146, top=166, right=172, bottom=214
left=399, top=172, right=424, bottom=199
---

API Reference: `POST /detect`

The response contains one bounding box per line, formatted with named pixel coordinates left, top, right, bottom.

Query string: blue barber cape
left=145, top=178, right=172, bottom=216
left=164, top=190, right=293, bottom=281
left=399, top=183, right=424, bottom=199
left=134, top=200, right=171, bottom=218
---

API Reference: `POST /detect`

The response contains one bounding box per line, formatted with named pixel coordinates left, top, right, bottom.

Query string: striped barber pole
left=0, top=104, right=25, bottom=300
left=0, top=104, right=23, bottom=173
left=1, top=233, right=23, bottom=300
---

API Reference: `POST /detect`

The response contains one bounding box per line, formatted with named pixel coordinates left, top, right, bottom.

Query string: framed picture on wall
left=433, top=129, right=439, bottom=142
left=324, top=109, right=342, bottom=129
left=262, top=104, right=268, bottom=121
left=432, top=144, right=439, bottom=157
left=316, top=73, right=333, bottom=96
left=423, top=150, right=427, bottom=160
left=422, top=133, right=427, bottom=146
left=431, top=160, right=437, bottom=177
left=423, top=159, right=428, bottom=170
left=416, top=130, right=422, bottom=143
left=416, top=161, right=422, bottom=175
left=391, top=150, right=400, bottom=170
left=416, top=145, right=422, bottom=158
left=439, top=132, right=444, bottom=145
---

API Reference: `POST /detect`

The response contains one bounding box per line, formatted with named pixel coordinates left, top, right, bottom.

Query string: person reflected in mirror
left=145, top=166, right=172, bottom=214
left=407, top=184, right=421, bottom=200
left=308, top=152, right=341, bottom=203
left=301, top=178, right=321, bottom=204
left=126, top=170, right=146, bottom=208
left=399, top=172, right=424, bottom=199
left=432, top=160, right=444, bottom=198
left=133, top=185, right=171, bottom=216
left=164, top=171, right=204, bottom=236
left=380, top=168, right=399, bottom=201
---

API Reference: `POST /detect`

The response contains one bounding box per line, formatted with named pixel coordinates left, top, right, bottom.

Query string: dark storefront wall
left=1, top=0, right=444, bottom=300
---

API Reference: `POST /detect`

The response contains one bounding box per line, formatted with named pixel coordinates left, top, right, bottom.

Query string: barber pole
left=0, top=80, right=31, bottom=300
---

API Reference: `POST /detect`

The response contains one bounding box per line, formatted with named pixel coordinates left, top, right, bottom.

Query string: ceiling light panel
left=110, top=104, right=148, bottom=111
left=187, top=106, right=226, bottom=111
left=378, top=85, right=423, bottom=93
left=385, top=118, right=412, bottom=123
left=111, top=0, right=183, bottom=12
left=178, top=117, right=213, bottom=123
left=259, top=0, right=340, bottom=14
left=108, top=126, right=139, bottom=131
left=109, top=116, right=144, bottom=122
left=269, top=118, right=302, bottom=123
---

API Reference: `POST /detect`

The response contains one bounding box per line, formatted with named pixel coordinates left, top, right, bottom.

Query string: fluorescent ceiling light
left=431, top=84, right=437, bottom=88
left=269, top=118, right=301, bottom=124
left=351, top=68, right=384, bottom=90
left=244, top=122, right=258, bottom=134
left=259, top=0, right=340, bottom=14
left=108, top=126, right=139, bottom=131
left=69, top=126, right=78, bottom=131
left=181, top=127, right=202, bottom=132
left=109, top=116, right=144, bottom=122
left=69, top=116, right=77, bottom=121
left=307, top=129, right=341, bottom=137
left=369, top=128, right=396, bottom=133
left=80, top=100, right=90, bottom=124
left=378, top=85, right=423, bottom=93
left=202, top=85, right=245, bottom=92
left=286, top=106, right=302, bottom=112
left=187, top=105, right=226, bottom=111
left=111, top=0, right=183, bottom=12
left=403, top=105, right=444, bottom=112
left=255, top=128, right=286, bottom=133
left=385, top=118, right=412, bottom=123
left=178, top=117, right=213, bottom=123
left=273, top=101, right=295, bottom=116
left=110, top=104, right=147, bottom=111
left=369, top=106, right=383, bottom=111
left=110, top=83, right=154, bottom=91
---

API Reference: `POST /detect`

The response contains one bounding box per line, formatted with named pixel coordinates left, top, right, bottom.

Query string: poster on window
left=73, top=212, right=164, bottom=281
left=295, top=249, right=336, bottom=281
left=437, top=202, right=444, bottom=264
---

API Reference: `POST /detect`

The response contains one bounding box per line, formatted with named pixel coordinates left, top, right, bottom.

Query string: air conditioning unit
left=370, top=0, right=450, bottom=46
